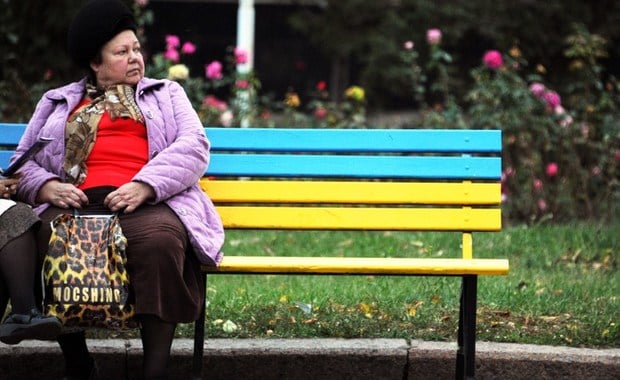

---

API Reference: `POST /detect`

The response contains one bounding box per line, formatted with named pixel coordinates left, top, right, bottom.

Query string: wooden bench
left=1, top=123, right=509, bottom=380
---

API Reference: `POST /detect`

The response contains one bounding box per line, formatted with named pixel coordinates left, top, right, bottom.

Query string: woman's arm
left=133, top=80, right=209, bottom=202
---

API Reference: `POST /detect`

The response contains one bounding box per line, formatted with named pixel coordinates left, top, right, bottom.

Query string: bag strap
left=71, top=208, right=118, bottom=218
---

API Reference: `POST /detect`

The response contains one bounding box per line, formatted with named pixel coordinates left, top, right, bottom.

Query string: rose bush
left=410, top=28, right=618, bottom=223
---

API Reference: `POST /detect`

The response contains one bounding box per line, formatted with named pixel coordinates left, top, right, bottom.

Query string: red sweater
left=73, top=101, right=148, bottom=190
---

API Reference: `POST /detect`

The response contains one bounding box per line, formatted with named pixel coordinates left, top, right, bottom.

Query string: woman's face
left=91, top=30, right=144, bottom=87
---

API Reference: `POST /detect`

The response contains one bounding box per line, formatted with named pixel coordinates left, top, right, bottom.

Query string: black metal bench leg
left=456, top=275, right=478, bottom=380
left=192, top=272, right=207, bottom=380
left=456, top=278, right=465, bottom=379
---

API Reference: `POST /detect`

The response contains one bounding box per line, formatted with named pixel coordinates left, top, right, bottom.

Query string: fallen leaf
left=539, top=315, right=560, bottom=322
left=222, top=320, right=238, bottom=333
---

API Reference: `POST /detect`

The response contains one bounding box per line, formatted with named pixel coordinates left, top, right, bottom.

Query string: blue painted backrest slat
left=0, top=124, right=502, bottom=153
left=205, top=128, right=502, bottom=153
left=0, top=123, right=27, bottom=145
left=0, top=151, right=12, bottom=172
left=1, top=124, right=502, bottom=179
left=1, top=124, right=502, bottom=153
left=207, top=154, right=501, bottom=180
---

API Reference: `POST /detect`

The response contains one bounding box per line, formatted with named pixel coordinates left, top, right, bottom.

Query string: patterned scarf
left=64, top=84, right=144, bottom=185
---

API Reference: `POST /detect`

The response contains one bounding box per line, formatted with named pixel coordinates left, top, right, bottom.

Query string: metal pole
left=236, top=0, right=255, bottom=128
left=236, top=0, right=255, bottom=73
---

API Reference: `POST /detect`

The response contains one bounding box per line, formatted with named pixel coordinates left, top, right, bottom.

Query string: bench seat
left=206, top=256, right=509, bottom=276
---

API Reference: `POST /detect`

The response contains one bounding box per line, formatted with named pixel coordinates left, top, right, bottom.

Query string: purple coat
left=14, top=77, right=224, bottom=266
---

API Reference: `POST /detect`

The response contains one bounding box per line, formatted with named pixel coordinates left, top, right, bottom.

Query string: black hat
left=67, top=0, right=137, bottom=69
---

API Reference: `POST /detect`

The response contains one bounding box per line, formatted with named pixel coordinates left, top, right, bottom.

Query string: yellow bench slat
left=216, top=206, right=501, bottom=231
left=203, top=256, right=510, bottom=276
left=201, top=179, right=501, bottom=205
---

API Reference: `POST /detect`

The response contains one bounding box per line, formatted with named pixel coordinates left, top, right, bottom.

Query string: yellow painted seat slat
left=203, top=256, right=510, bottom=276
left=216, top=206, right=501, bottom=231
left=201, top=180, right=501, bottom=205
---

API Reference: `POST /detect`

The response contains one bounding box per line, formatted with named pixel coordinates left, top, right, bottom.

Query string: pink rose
left=426, top=29, right=441, bottom=45
left=537, top=199, right=548, bottom=211
left=203, top=95, right=227, bottom=111
left=545, top=162, right=558, bottom=177
left=135, top=0, right=149, bottom=8
left=163, top=47, right=179, bottom=62
left=529, top=82, right=546, bottom=98
left=181, top=42, right=196, bottom=54
left=533, top=179, right=543, bottom=191
left=235, top=79, right=249, bottom=89
left=543, top=90, right=561, bottom=108
left=234, top=47, right=248, bottom=64
left=261, top=110, right=272, bottom=120
left=314, top=107, right=327, bottom=120
left=426, top=29, right=442, bottom=45
left=205, top=61, right=223, bottom=80
left=165, top=35, right=180, bottom=49
left=403, top=40, right=414, bottom=50
left=483, top=50, right=503, bottom=69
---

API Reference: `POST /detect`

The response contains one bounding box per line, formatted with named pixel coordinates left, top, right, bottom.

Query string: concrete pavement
left=1, top=338, right=618, bottom=379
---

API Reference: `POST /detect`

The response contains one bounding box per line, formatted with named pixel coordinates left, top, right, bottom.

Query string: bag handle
left=71, top=208, right=118, bottom=218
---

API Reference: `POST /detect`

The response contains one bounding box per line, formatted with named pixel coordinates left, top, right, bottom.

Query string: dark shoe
left=0, top=308, right=62, bottom=345
left=62, top=357, right=98, bottom=380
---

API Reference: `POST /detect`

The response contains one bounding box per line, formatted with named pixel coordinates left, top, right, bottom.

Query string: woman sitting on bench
left=12, top=1, right=224, bottom=378
left=0, top=177, right=62, bottom=345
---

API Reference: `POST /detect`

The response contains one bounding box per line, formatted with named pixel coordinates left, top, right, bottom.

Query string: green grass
left=172, top=223, right=619, bottom=348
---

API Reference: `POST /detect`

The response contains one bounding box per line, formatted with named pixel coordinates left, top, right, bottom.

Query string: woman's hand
left=104, top=181, right=155, bottom=213
left=0, top=178, right=19, bottom=199
left=37, top=180, right=89, bottom=208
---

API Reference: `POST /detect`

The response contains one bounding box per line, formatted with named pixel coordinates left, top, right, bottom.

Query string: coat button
left=146, top=110, right=153, bottom=119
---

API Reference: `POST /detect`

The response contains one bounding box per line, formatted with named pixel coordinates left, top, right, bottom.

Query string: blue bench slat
left=1, top=151, right=501, bottom=179
left=205, top=128, right=502, bottom=153
left=0, top=123, right=27, bottom=145
left=208, top=153, right=501, bottom=179
left=0, top=151, right=12, bottom=172
left=1, top=124, right=502, bottom=153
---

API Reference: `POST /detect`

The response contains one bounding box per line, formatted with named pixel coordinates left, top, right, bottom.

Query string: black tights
left=0, top=228, right=38, bottom=315
left=141, top=314, right=176, bottom=379
left=58, top=315, right=176, bottom=379
left=58, top=330, right=93, bottom=377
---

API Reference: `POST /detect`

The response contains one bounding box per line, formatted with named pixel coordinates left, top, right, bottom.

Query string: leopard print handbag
left=43, top=211, right=138, bottom=330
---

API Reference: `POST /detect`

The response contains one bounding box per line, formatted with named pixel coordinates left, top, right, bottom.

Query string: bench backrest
left=0, top=123, right=502, bottom=259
